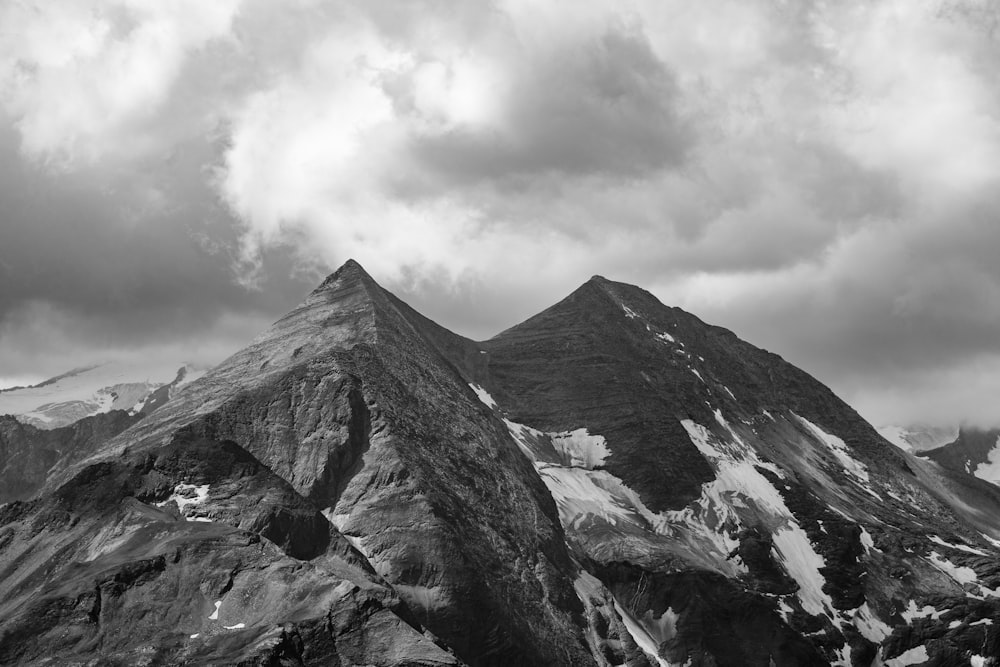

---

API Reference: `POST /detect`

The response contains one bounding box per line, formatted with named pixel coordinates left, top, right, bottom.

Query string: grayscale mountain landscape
left=5, top=2, right=1000, bottom=666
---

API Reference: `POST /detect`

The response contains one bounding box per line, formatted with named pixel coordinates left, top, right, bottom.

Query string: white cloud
left=0, top=0, right=241, bottom=165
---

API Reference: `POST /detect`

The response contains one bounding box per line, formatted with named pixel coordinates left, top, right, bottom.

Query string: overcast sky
left=3, top=0, right=1000, bottom=428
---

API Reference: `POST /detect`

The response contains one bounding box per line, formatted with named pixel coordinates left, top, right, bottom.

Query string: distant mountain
left=919, top=428, right=1000, bottom=486
left=877, top=424, right=958, bottom=452
left=3, top=260, right=1000, bottom=666
left=0, top=361, right=206, bottom=428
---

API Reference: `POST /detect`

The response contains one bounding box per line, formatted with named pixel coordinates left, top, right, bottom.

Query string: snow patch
left=504, top=418, right=548, bottom=460
left=860, top=527, right=877, bottom=552
left=928, top=535, right=987, bottom=556
left=655, top=331, right=676, bottom=344
left=885, top=645, right=929, bottom=667
left=189, top=633, right=200, bottom=639
left=777, top=597, right=795, bottom=622
left=469, top=383, right=497, bottom=409
left=550, top=428, right=611, bottom=468
left=536, top=465, right=648, bottom=530
left=668, top=420, right=792, bottom=569
left=832, top=645, right=852, bottom=667
left=772, top=523, right=834, bottom=617
left=622, top=305, right=640, bottom=319
left=223, top=623, right=246, bottom=630
left=971, top=618, right=994, bottom=626
left=901, top=600, right=944, bottom=623
left=573, top=570, right=604, bottom=602
left=927, top=551, right=978, bottom=585
left=156, top=483, right=209, bottom=514
left=792, top=413, right=872, bottom=486
left=852, top=602, right=892, bottom=642
left=690, top=368, right=704, bottom=383
left=208, top=600, right=221, bottom=620
left=685, top=416, right=836, bottom=616
left=613, top=599, right=671, bottom=667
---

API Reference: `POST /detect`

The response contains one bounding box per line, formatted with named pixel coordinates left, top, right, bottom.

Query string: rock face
left=5, top=261, right=1000, bottom=666
left=0, top=410, right=142, bottom=504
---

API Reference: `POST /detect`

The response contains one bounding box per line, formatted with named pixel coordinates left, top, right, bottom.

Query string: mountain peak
left=313, top=258, right=379, bottom=294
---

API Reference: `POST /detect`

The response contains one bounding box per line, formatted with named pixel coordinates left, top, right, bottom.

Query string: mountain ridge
left=5, top=260, right=1000, bottom=665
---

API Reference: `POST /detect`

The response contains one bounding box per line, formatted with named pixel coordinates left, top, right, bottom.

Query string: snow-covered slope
left=0, top=361, right=206, bottom=428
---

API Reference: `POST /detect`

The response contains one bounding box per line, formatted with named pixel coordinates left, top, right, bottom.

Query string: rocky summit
left=3, top=260, right=1000, bottom=666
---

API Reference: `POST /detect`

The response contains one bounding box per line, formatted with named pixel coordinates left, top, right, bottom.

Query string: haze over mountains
left=3, top=261, right=1000, bottom=666
left=0, top=362, right=206, bottom=429
left=877, top=425, right=959, bottom=454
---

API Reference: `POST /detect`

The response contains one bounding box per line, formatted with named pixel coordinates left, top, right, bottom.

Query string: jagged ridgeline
left=3, top=260, right=1000, bottom=666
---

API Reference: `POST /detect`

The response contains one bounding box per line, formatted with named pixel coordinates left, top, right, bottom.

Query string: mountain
left=0, top=410, right=142, bottom=504
left=919, top=428, right=1000, bottom=486
left=0, top=361, right=206, bottom=429
left=878, top=424, right=958, bottom=453
left=4, top=261, right=1000, bottom=666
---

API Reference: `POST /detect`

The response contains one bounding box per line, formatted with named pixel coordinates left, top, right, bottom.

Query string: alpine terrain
left=0, top=362, right=205, bottom=429
left=3, top=260, right=1000, bottom=666
left=878, top=425, right=959, bottom=454
left=919, top=428, right=1000, bottom=487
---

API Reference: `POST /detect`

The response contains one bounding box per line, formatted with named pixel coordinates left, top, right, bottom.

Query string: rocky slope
left=4, top=261, right=1000, bottom=666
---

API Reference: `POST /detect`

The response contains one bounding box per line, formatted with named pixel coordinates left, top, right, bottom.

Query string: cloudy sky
left=2, top=0, right=1000, bottom=428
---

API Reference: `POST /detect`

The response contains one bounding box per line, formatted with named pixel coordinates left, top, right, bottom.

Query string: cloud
left=0, top=299, right=272, bottom=384
left=3, top=0, right=1000, bottom=427
left=0, top=0, right=242, bottom=166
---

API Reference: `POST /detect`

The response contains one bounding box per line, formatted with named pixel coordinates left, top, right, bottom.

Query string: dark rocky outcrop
left=0, top=409, right=141, bottom=504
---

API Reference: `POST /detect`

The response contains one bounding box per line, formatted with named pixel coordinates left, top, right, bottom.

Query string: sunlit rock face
left=5, top=260, right=1000, bottom=666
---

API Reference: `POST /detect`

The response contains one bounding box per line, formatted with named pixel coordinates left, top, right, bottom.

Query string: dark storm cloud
left=0, top=128, right=307, bottom=338
left=0, top=122, right=315, bottom=381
